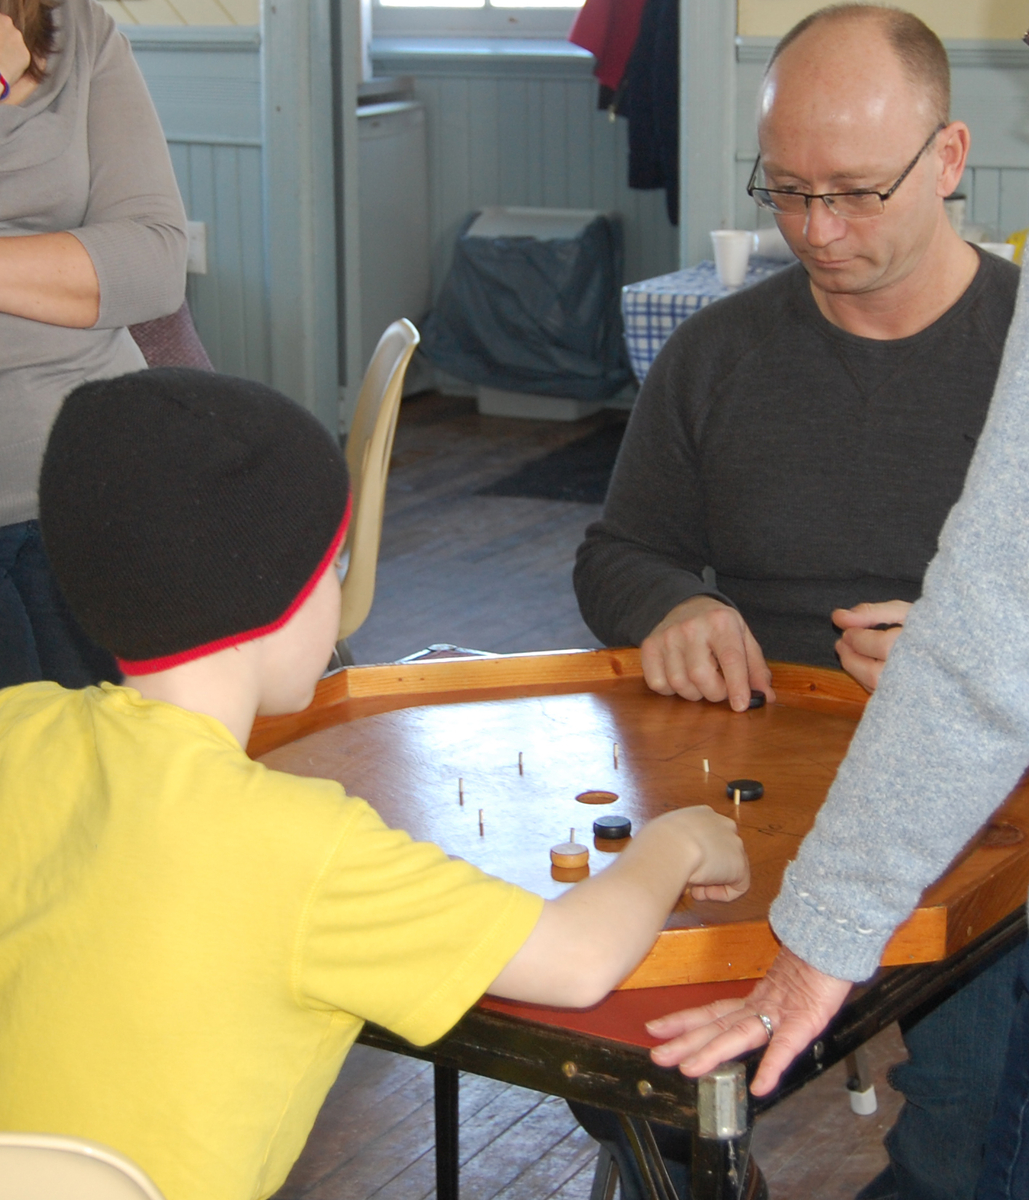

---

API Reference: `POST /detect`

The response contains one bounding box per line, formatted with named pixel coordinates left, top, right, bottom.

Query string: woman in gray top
left=644, top=235, right=1029, bottom=1196
left=0, top=0, right=186, bottom=687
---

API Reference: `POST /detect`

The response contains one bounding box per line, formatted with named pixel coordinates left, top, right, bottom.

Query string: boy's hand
left=655, top=806, right=750, bottom=902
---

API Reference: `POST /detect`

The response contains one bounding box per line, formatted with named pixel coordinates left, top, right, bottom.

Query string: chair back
left=0, top=1133, right=166, bottom=1200
left=339, top=318, right=420, bottom=642
left=128, top=300, right=214, bottom=372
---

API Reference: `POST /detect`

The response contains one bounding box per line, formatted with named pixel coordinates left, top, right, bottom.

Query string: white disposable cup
left=711, top=230, right=753, bottom=287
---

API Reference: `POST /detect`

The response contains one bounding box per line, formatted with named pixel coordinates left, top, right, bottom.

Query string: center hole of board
left=576, top=790, right=619, bottom=805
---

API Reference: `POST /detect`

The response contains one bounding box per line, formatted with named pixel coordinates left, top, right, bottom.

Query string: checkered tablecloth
left=622, top=257, right=789, bottom=383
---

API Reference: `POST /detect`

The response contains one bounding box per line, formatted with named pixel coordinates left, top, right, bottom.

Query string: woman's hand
left=646, top=946, right=853, bottom=1096
left=0, top=15, right=31, bottom=100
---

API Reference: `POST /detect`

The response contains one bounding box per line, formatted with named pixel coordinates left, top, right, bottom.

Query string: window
left=373, top=0, right=584, bottom=39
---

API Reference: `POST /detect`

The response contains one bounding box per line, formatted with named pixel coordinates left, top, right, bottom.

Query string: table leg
left=618, top=1113, right=681, bottom=1200
left=690, top=1130, right=755, bottom=1200
left=845, top=1045, right=878, bottom=1115
left=691, top=1061, right=754, bottom=1200
left=434, top=1063, right=460, bottom=1200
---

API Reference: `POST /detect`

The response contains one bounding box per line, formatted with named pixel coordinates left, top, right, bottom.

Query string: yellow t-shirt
left=0, top=683, right=542, bottom=1200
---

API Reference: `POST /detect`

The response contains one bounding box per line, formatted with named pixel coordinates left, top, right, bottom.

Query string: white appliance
left=357, top=90, right=431, bottom=375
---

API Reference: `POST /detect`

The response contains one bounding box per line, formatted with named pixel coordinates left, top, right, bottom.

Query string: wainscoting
left=370, top=40, right=682, bottom=295
left=124, top=24, right=1029, bottom=420
left=126, top=25, right=271, bottom=383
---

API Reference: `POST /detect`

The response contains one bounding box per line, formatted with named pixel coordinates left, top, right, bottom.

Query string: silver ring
left=756, top=1013, right=774, bottom=1042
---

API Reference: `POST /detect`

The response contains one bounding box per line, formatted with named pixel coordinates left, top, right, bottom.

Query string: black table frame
left=357, top=909, right=1026, bottom=1200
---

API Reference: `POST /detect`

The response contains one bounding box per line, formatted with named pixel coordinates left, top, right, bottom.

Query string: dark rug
left=477, top=420, right=627, bottom=504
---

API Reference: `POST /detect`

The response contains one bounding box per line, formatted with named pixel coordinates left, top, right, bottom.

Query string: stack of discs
left=593, top=815, right=631, bottom=850
left=550, top=828, right=589, bottom=868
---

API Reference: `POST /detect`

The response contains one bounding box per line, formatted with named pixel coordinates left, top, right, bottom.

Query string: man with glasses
left=573, top=5, right=1019, bottom=1199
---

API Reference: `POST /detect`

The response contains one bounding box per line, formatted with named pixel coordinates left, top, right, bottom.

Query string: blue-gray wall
left=370, top=40, right=680, bottom=295
left=127, top=28, right=1029, bottom=405
left=127, top=27, right=270, bottom=382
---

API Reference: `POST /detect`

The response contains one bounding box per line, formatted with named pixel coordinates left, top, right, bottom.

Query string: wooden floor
left=346, top=392, right=621, bottom=665
left=278, top=392, right=908, bottom=1199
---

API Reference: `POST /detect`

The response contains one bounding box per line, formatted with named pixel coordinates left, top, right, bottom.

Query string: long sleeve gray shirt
left=771, top=260, right=1029, bottom=982
left=574, top=254, right=1019, bottom=666
left=0, top=0, right=187, bottom=526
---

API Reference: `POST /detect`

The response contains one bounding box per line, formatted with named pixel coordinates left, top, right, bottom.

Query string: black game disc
left=593, top=815, right=632, bottom=840
left=726, top=779, right=764, bottom=802
left=748, top=690, right=766, bottom=709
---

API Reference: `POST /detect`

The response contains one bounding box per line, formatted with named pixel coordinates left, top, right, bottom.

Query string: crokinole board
left=251, top=648, right=1029, bottom=989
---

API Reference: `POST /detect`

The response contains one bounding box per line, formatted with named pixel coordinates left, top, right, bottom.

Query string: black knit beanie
left=39, top=368, right=351, bottom=675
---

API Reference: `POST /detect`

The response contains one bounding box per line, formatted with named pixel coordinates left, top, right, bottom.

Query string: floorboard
left=347, top=393, right=617, bottom=665
left=276, top=393, right=909, bottom=1199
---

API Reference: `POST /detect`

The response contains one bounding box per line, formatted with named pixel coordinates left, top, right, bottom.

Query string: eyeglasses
left=746, top=124, right=946, bottom=219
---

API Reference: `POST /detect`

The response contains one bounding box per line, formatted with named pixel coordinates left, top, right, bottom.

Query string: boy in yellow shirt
left=0, top=369, right=749, bottom=1200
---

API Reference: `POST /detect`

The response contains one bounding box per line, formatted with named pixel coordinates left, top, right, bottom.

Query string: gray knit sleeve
left=770, top=264, right=1029, bottom=982
left=68, top=1, right=187, bottom=328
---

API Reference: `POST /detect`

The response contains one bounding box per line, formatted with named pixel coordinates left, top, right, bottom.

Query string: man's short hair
left=769, top=4, right=950, bottom=127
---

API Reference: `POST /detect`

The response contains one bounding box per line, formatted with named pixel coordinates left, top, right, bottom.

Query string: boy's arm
left=488, top=807, right=749, bottom=1009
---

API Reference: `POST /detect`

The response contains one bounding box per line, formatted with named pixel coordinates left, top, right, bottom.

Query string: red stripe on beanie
left=117, top=495, right=352, bottom=677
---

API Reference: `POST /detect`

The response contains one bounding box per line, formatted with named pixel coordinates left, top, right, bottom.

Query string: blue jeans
left=0, top=520, right=119, bottom=689
left=856, top=942, right=1022, bottom=1200
left=976, top=937, right=1029, bottom=1200
left=569, top=943, right=1022, bottom=1200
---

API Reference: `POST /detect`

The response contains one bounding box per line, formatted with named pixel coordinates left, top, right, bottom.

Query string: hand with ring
left=644, top=946, right=853, bottom=1095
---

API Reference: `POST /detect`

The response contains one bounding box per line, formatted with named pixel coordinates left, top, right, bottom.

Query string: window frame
left=371, top=1, right=583, bottom=40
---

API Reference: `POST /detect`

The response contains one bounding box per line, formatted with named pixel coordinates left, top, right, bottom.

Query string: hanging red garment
left=568, top=0, right=648, bottom=92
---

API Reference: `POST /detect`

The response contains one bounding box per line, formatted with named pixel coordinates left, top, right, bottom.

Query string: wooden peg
left=550, top=829, right=589, bottom=869
left=478, top=808, right=484, bottom=836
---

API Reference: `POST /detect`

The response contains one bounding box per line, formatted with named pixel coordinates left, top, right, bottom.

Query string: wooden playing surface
left=253, top=649, right=1029, bottom=989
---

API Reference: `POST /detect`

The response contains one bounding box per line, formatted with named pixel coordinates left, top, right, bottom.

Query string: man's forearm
left=574, top=528, right=726, bottom=647
left=0, top=232, right=100, bottom=328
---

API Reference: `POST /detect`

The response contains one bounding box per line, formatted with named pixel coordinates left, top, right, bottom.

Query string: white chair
left=0, top=1132, right=166, bottom=1200
left=336, top=318, right=420, bottom=659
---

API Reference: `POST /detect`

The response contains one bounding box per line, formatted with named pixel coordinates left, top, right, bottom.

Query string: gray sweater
left=574, top=254, right=1019, bottom=667
left=0, top=0, right=187, bottom=526
left=771, top=259, right=1029, bottom=982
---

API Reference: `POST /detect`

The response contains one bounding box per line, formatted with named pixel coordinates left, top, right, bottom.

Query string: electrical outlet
left=186, top=221, right=208, bottom=275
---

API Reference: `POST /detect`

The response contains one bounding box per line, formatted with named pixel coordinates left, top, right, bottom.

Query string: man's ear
left=935, top=122, right=971, bottom=196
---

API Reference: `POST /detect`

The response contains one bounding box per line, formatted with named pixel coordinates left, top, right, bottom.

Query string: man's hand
left=645, top=946, right=852, bottom=1095
left=833, top=600, right=912, bottom=693
left=0, top=15, right=31, bottom=98
left=640, top=596, right=775, bottom=711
